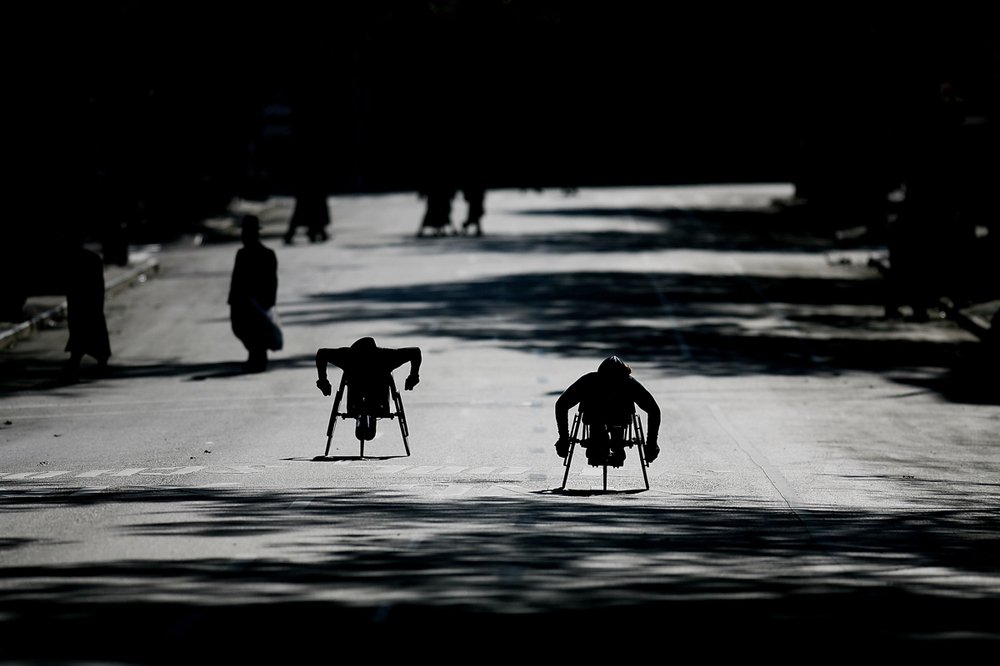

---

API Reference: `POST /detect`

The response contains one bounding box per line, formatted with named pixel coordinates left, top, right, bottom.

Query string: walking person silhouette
left=228, top=214, right=281, bottom=373
left=61, top=240, right=111, bottom=379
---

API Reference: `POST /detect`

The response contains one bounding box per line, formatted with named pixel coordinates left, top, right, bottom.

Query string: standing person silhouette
left=62, top=241, right=111, bottom=378
left=316, top=337, right=421, bottom=441
left=284, top=179, right=330, bottom=245
left=460, top=183, right=486, bottom=236
left=228, top=214, right=280, bottom=373
left=416, top=145, right=487, bottom=237
left=416, top=182, right=487, bottom=237
left=554, top=356, right=660, bottom=467
left=458, top=137, right=488, bottom=236
left=416, top=183, right=457, bottom=237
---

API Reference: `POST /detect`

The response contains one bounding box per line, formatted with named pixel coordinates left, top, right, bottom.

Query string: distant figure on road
left=416, top=184, right=458, bottom=237
left=284, top=181, right=330, bottom=244
left=316, top=337, right=421, bottom=440
left=228, top=215, right=281, bottom=373
left=416, top=184, right=487, bottom=237
left=554, top=356, right=660, bottom=467
left=459, top=183, right=486, bottom=236
left=415, top=132, right=487, bottom=237
left=62, top=242, right=111, bottom=377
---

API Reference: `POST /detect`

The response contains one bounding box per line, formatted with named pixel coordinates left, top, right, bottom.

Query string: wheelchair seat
left=343, top=373, right=395, bottom=415
left=580, top=422, right=634, bottom=467
left=323, top=373, right=410, bottom=458
left=561, top=409, right=649, bottom=492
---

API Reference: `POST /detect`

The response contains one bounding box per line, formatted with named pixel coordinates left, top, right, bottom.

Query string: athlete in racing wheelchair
left=316, top=337, right=421, bottom=456
left=554, top=355, right=661, bottom=469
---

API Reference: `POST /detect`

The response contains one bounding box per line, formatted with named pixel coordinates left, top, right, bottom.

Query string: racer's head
left=598, top=355, right=632, bottom=379
left=351, top=337, right=378, bottom=353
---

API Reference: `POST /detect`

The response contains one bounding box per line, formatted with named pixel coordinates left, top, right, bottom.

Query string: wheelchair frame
left=560, top=410, right=650, bottom=492
left=324, top=373, right=410, bottom=458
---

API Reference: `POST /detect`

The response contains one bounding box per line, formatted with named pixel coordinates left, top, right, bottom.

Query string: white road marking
left=405, top=465, right=442, bottom=474
left=709, top=404, right=801, bottom=508
left=204, top=466, right=268, bottom=474
left=375, top=465, right=410, bottom=474
left=137, top=466, right=205, bottom=476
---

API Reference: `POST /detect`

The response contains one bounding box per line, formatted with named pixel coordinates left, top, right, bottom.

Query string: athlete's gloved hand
left=555, top=437, right=570, bottom=458
left=404, top=373, right=419, bottom=390
left=644, top=438, right=660, bottom=463
left=316, top=378, right=332, bottom=396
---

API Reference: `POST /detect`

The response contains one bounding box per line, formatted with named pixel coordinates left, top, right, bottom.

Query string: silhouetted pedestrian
left=62, top=243, right=111, bottom=377
left=554, top=356, right=660, bottom=467
left=228, top=215, right=280, bottom=372
left=460, top=184, right=486, bottom=236
left=417, top=184, right=458, bottom=237
left=284, top=183, right=330, bottom=244
left=416, top=183, right=487, bottom=237
left=458, top=141, right=488, bottom=236
left=415, top=141, right=487, bottom=237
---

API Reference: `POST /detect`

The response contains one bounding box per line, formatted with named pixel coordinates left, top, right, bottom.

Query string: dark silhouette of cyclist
left=316, top=337, right=421, bottom=440
left=554, top=356, right=660, bottom=467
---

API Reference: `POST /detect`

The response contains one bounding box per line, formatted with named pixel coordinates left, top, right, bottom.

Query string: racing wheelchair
left=560, top=409, right=650, bottom=492
left=323, top=372, right=410, bottom=458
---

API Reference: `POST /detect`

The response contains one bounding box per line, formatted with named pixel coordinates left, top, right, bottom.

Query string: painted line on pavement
left=709, top=403, right=802, bottom=509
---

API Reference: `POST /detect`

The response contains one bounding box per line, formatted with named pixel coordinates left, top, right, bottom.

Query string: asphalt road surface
left=2, top=185, right=998, bottom=662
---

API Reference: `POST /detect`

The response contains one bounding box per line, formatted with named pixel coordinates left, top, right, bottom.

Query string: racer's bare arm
left=632, top=382, right=661, bottom=445
left=398, top=347, right=422, bottom=390
left=554, top=379, right=584, bottom=442
left=315, top=348, right=350, bottom=396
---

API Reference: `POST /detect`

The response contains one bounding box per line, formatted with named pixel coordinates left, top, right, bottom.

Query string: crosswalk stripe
left=405, top=465, right=442, bottom=474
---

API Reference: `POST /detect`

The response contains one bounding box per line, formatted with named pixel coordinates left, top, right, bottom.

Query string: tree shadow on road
left=541, top=487, right=648, bottom=497
left=0, top=354, right=318, bottom=395
left=281, top=269, right=995, bottom=404
left=4, top=201, right=995, bottom=405
left=0, top=484, right=997, bottom=662
left=260, top=198, right=996, bottom=405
